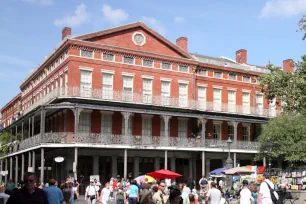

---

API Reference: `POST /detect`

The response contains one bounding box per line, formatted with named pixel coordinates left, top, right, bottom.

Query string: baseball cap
left=263, top=172, right=270, bottom=178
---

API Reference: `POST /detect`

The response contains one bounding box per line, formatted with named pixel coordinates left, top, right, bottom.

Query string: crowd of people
left=0, top=171, right=282, bottom=204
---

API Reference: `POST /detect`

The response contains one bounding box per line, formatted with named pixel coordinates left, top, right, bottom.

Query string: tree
left=0, top=131, right=21, bottom=155
left=259, top=113, right=306, bottom=162
left=260, top=55, right=306, bottom=114
left=298, top=15, right=306, bottom=40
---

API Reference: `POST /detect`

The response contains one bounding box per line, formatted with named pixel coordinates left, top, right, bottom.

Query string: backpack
left=264, top=181, right=279, bottom=203
left=200, top=179, right=208, bottom=185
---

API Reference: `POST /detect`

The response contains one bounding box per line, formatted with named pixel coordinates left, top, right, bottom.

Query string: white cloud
left=102, top=4, right=129, bottom=25
left=259, top=0, right=306, bottom=18
left=23, top=0, right=53, bottom=6
left=0, top=55, right=35, bottom=67
left=54, top=4, right=90, bottom=27
left=174, top=16, right=185, bottom=23
left=142, top=16, right=166, bottom=35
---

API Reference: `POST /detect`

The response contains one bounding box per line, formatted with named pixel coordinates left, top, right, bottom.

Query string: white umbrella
left=222, top=167, right=254, bottom=175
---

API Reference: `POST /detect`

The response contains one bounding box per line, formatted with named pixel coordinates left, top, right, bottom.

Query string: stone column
left=205, top=159, right=210, bottom=178
left=164, top=150, right=168, bottom=170
left=111, top=156, right=117, bottom=178
left=202, top=151, right=205, bottom=176
left=133, top=157, right=139, bottom=177
left=73, top=108, right=82, bottom=142
left=161, top=116, right=171, bottom=145
left=232, top=121, right=238, bottom=142
left=189, top=159, right=193, bottom=179
left=93, top=156, right=99, bottom=175
left=28, top=117, right=31, bottom=138
left=170, top=158, right=176, bottom=172
left=21, top=154, right=25, bottom=179
left=21, top=121, right=24, bottom=140
left=9, top=157, right=12, bottom=180
left=32, top=151, right=36, bottom=172
left=121, top=112, right=132, bottom=136
left=154, top=158, right=160, bottom=170
left=28, top=152, right=32, bottom=170
left=40, top=148, right=44, bottom=183
left=74, top=147, right=78, bottom=180
left=32, top=115, right=35, bottom=136
left=40, top=108, right=46, bottom=135
left=234, top=153, right=237, bottom=168
left=199, top=119, right=207, bottom=145
left=263, top=157, right=266, bottom=167
left=15, top=156, right=18, bottom=185
left=124, top=149, right=128, bottom=179
left=5, top=158, right=8, bottom=184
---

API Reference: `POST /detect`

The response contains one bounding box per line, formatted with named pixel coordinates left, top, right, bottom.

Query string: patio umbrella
left=222, top=167, right=254, bottom=175
left=135, top=175, right=156, bottom=184
left=147, top=169, right=182, bottom=179
left=210, top=168, right=227, bottom=175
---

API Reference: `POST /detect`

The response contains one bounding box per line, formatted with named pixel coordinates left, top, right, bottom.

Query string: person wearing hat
left=239, top=180, right=254, bottom=204
left=258, top=172, right=276, bottom=204
left=85, top=179, right=99, bottom=204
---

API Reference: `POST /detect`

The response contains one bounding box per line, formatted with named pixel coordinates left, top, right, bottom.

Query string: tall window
left=161, top=81, right=170, bottom=105
left=142, top=78, right=152, bottom=103
left=80, top=70, right=92, bottom=97
left=256, top=94, right=264, bottom=115
left=102, top=73, right=113, bottom=99
left=228, top=90, right=236, bottom=112
left=101, top=114, right=112, bottom=135
left=178, top=119, right=187, bottom=138
left=122, top=116, right=133, bottom=135
left=80, top=50, right=93, bottom=58
left=242, top=92, right=250, bottom=114
left=79, top=112, right=91, bottom=133
left=213, top=124, right=221, bottom=140
left=60, top=75, right=63, bottom=87
left=198, top=86, right=207, bottom=110
left=160, top=119, right=170, bottom=137
left=228, top=125, right=234, bottom=139
left=123, top=76, right=133, bottom=101
left=213, top=88, right=222, bottom=111
left=242, top=126, right=250, bottom=141
left=142, top=116, right=152, bottom=137
left=179, top=83, right=188, bottom=107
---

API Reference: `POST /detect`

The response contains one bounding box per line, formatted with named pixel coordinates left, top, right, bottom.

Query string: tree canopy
left=298, top=15, right=306, bottom=40
left=259, top=113, right=306, bottom=162
left=260, top=55, right=306, bottom=114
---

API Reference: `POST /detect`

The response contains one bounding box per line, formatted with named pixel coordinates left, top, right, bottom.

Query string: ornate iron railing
left=14, top=133, right=260, bottom=153
left=23, top=86, right=280, bottom=118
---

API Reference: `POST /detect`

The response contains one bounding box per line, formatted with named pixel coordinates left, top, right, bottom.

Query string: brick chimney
left=283, top=59, right=294, bottom=72
left=236, top=49, right=247, bottom=64
left=176, top=37, right=188, bottom=52
left=62, top=27, right=71, bottom=40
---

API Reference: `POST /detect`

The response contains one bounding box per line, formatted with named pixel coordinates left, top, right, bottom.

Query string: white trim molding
left=79, top=67, right=94, bottom=72
left=142, top=75, right=154, bottom=79
left=242, top=89, right=252, bottom=93
left=101, top=69, right=115, bottom=74
left=132, top=32, right=146, bottom=46
left=227, top=87, right=237, bottom=91
left=178, top=80, right=189, bottom=84
left=212, top=85, right=223, bottom=89
left=213, top=120, right=223, bottom=125
left=242, top=123, right=251, bottom=127
left=160, top=77, right=172, bottom=82
left=122, top=72, right=135, bottom=77
left=100, top=111, right=114, bottom=115
left=197, top=83, right=208, bottom=87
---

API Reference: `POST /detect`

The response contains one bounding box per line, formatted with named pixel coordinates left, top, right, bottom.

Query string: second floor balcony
left=23, top=86, right=279, bottom=118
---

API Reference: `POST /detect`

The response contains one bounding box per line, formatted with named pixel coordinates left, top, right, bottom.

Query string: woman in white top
left=100, top=182, right=111, bottom=204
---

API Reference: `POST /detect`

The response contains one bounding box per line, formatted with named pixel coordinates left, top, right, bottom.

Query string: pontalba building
left=0, top=22, right=292, bottom=189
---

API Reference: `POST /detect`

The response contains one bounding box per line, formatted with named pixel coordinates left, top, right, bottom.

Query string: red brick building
left=0, top=22, right=291, bottom=187
left=0, top=93, right=22, bottom=129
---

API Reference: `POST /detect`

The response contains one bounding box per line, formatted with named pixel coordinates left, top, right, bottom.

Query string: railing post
left=40, top=108, right=46, bottom=142
left=199, top=118, right=207, bottom=147
left=31, top=115, right=34, bottom=137
left=232, top=121, right=238, bottom=146
left=161, top=115, right=171, bottom=146
left=121, top=112, right=133, bottom=144
left=73, top=108, right=82, bottom=143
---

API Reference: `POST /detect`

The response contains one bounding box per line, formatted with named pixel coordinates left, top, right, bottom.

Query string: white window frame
left=228, top=73, right=237, bottom=81
left=142, top=77, right=153, bottom=104
left=213, top=86, right=222, bottom=111
left=80, top=49, right=94, bottom=58
left=80, top=68, right=93, bottom=98
left=242, top=91, right=251, bottom=114
left=243, top=76, right=251, bottom=83
left=142, top=59, right=154, bottom=68
left=227, top=88, right=236, bottom=113
left=256, top=93, right=264, bottom=115
left=142, top=114, right=153, bottom=137
left=213, top=121, right=222, bottom=140
left=197, top=84, right=207, bottom=110
left=179, top=82, right=188, bottom=107
left=78, top=110, right=92, bottom=133
left=214, top=71, right=223, bottom=79
left=227, top=124, right=234, bottom=139
left=269, top=97, right=276, bottom=117
left=242, top=124, right=251, bottom=141
left=102, top=72, right=114, bottom=100
left=122, top=56, right=135, bottom=65
left=178, top=64, right=189, bottom=73
left=178, top=118, right=188, bottom=138
left=101, top=111, right=113, bottom=135
left=122, top=74, right=134, bottom=101
left=161, top=79, right=171, bottom=106
left=161, top=62, right=172, bottom=70
left=198, top=69, right=207, bottom=76
left=102, top=52, right=115, bottom=62
left=160, top=118, right=170, bottom=137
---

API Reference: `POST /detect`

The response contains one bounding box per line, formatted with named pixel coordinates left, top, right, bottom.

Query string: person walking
left=43, top=179, right=64, bottom=204
left=85, top=180, right=99, bottom=204
left=116, top=183, right=126, bottom=204
left=63, top=183, right=72, bottom=204
left=0, top=185, right=10, bottom=204
left=73, top=180, right=80, bottom=200
left=128, top=180, right=139, bottom=204
left=100, top=182, right=111, bottom=204
left=205, top=182, right=221, bottom=204
left=239, top=180, right=254, bottom=204
left=258, top=172, right=277, bottom=204
left=152, top=186, right=163, bottom=204
left=5, top=179, right=15, bottom=195
left=6, top=172, right=48, bottom=204
left=198, top=175, right=208, bottom=189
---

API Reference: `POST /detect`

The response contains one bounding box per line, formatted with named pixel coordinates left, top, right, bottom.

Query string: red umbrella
left=147, top=169, right=182, bottom=179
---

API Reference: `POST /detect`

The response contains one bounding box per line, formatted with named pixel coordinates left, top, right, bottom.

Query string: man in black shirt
left=7, top=172, right=49, bottom=204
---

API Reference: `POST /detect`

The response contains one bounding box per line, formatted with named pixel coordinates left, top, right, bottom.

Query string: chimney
left=236, top=49, right=247, bottom=64
left=62, top=27, right=71, bottom=40
left=283, top=59, right=294, bottom=72
left=176, top=37, right=188, bottom=52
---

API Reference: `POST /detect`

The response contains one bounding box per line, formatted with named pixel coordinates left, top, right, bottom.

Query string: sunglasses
left=24, top=180, right=34, bottom=183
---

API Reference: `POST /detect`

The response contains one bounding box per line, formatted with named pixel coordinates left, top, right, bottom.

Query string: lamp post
left=225, top=137, right=233, bottom=169
left=265, top=141, right=273, bottom=174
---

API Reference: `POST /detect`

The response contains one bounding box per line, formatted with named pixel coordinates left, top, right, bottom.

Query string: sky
left=0, top=0, right=305, bottom=112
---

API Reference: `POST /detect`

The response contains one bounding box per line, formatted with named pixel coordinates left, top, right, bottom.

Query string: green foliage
left=298, top=15, right=306, bottom=40
left=259, top=113, right=306, bottom=162
left=259, top=55, right=306, bottom=114
left=0, top=131, right=21, bottom=155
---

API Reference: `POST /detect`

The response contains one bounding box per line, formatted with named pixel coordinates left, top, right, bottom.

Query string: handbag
left=265, top=181, right=279, bottom=203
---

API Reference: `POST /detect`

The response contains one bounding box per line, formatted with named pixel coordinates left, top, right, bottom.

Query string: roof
left=191, top=53, right=269, bottom=74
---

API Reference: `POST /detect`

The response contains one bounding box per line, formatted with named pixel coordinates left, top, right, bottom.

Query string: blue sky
left=0, top=0, right=305, bottom=112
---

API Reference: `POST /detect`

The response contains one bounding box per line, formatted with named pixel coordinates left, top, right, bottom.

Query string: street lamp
left=265, top=141, right=274, bottom=174
left=225, top=137, right=233, bottom=169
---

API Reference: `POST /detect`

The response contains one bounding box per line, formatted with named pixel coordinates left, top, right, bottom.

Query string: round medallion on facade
left=132, top=32, right=146, bottom=46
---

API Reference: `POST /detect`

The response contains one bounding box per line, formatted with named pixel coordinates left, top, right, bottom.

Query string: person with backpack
left=198, top=175, right=208, bottom=189
left=85, top=180, right=99, bottom=204
left=258, top=172, right=279, bottom=204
